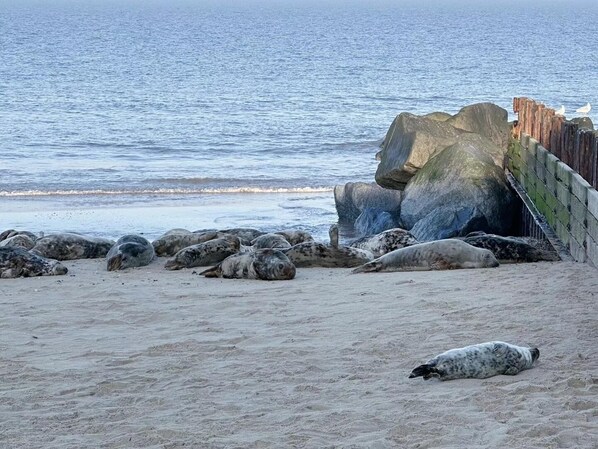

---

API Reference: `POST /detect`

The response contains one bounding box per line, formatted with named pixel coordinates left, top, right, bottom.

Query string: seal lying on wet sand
left=352, top=239, right=498, bottom=273
left=409, top=341, right=540, bottom=381
left=282, top=224, right=374, bottom=268
left=200, top=249, right=296, bottom=280
left=165, top=235, right=241, bottom=270
left=350, top=228, right=419, bottom=257
left=0, top=247, right=68, bottom=278
left=107, top=234, right=155, bottom=271
left=31, top=233, right=115, bottom=260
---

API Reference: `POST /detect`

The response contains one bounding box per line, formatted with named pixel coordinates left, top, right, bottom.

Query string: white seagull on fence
left=575, top=102, right=591, bottom=114
left=555, top=105, right=565, bottom=116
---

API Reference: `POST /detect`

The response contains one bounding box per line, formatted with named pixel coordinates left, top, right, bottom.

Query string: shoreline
left=1, top=258, right=597, bottom=448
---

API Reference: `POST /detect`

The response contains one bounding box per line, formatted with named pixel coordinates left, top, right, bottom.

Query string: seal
left=351, top=239, right=499, bottom=273
left=0, top=234, right=36, bottom=250
left=251, top=233, right=292, bottom=249
left=461, top=234, right=559, bottom=263
left=275, top=230, right=314, bottom=246
left=0, top=247, right=68, bottom=278
left=409, top=341, right=540, bottom=381
left=106, top=234, right=155, bottom=271
left=282, top=224, right=374, bottom=268
left=164, top=235, right=241, bottom=270
left=152, top=229, right=222, bottom=257
left=31, top=233, right=115, bottom=261
left=200, top=249, right=296, bottom=280
left=217, top=228, right=265, bottom=245
left=350, top=228, right=419, bottom=257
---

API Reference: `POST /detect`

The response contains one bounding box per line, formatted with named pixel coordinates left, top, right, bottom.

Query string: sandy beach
left=1, top=258, right=596, bottom=448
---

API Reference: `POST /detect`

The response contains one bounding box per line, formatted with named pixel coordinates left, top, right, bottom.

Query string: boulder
left=400, top=137, right=516, bottom=241
left=354, top=208, right=398, bottom=237
left=423, top=111, right=452, bottom=122
left=446, top=102, right=510, bottom=155
left=375, top=113, right=466, bottom=189
left=570, top=117, right=594, bottom=130
left=334, top=182, right=402, bottom=222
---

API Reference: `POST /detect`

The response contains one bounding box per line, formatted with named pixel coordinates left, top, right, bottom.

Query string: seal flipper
left=351, top=260, right=382, bottom=274
left=199, top=265, right=222, bottom=278
left=409, top=363, right=437, bottom=380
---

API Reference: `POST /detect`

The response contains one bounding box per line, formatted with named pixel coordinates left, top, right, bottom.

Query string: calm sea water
left=1, top=0, right=597, bottom=239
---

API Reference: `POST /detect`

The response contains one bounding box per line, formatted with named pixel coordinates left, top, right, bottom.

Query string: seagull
left=575, top=102, right=591, bottom=114
left=555, top=105, right=565, bottom=116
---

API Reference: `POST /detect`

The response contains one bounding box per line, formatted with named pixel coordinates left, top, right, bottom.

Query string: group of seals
left=409, top=341, right=540, bottom=381
left=352, top=239, right=499, bottom=273
left=164, top=235, right=241, bottom=270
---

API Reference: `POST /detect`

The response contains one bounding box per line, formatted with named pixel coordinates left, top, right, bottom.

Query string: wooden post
left=550, top=116, right=563, bottom=159
left=578, top=130, right=591, bottom=183
left=592, top=132, right=598, bottom=189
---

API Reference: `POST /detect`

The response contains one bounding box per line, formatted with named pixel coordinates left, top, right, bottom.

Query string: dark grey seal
left=409, top=341, right=540, bottom=381
left=350, top=227, right=419, bottom=257
left=282, top=224, right=374, bottom=268
left=164, top=235, right=241, bottom=270
left=461, top=234, right=559, bottom=263
left=106, top=234, right=155, bottom=271
left=251, top=233, right=292, bottom=249
left=31, top=233, right=115, bottom=260
left=0, top=247, right=68, bottom=278
left=152, top=229, right=222, bottom=257
left=200, top=249, right=296, bottom=280
left=352, top=239, right=499, bottom=273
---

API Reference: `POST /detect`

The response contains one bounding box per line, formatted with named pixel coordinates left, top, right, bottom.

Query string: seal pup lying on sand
left=409, top=341, right=540, bottom=381
left=0, top=247, right=68, bottom=278
left=106, top=235, right=155, bottom=271
left=352, top=239, right=498, bottom=273
left=165, top=235, right=241, bottom=270
left=200, top=249, right=296, bottom=280
left=31, top=233, right=115, bottom=260
left=282, top=224, right=374, bottom=268
left=350, top=227, right=419, bottom=257
left=461, top=233, right=559, bottom=263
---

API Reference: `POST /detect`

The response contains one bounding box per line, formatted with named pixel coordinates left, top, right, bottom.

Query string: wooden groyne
left=513, top=97, right=598, bottom=189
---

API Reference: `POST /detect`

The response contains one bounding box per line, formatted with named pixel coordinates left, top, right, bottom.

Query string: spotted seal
left=409, top=341, right=540, bottom=381
left=200, top=249, right=296, bottom=280
left=352, top=239, right=499, bottom=273
left=282, top=224, right=374, bottom=268
left=0, top=247, right=68, bottom=278
left=106, top=234, right=155, bottom=271
left=0, top=234, right=36, bottom=250
left=275, top=230, right=314, bottom=245
left=152, top=229, right=224, bottom=257
left=165, top=235, right=241, bottom=270
left=251, top=233, right=292, bottom=249
left=461, top=234, right=559, bottom=263
left=350, top=228, right=419, bottom=257
left=217, top=228, right=265, bottom=245
left=31, top=233, right=115, bottom=260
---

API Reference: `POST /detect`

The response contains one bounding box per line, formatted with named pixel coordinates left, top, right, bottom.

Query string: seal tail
left=408, top=364, right=436, bottom=379
left=199, top=265, right=221, bottom=278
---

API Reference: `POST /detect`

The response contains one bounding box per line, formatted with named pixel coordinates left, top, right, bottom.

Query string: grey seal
left=350, top=228, right=419, bottom=257
left=152, top=229, right=222, bottom=257
left=200, top=249, right=296, bottom=280
left=31, top=233, right=115, bottom=260
left=461, top=234, right=559, bottom=263
left=217, top=228, right=265, bottom=245
left=352, top=239, right=499, bottom=273
left=0, top=247, right=68, bottom=278
left=165, top=235, right=241, bottom=270
left=106, top=234, right=155, bottom=271
left=251, top=233, right=292, bottom=249
left=409, top=341, right=540, bottom=381
left=282, top=224, right=374, bottom=268
left=0, top=234, right=36, bottom=250
left=275, top=230, right=314, bottom=245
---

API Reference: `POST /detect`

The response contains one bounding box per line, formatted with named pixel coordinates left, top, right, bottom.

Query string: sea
left=1, top=0, right=597, bottom=241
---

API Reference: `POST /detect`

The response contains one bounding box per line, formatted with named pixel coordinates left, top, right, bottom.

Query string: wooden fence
left=513, top=97, right=598, bottom=189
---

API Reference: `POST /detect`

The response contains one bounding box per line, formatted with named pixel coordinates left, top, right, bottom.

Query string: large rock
left=375, top=113, right=466, bottom=189
left=400, top=137, right=516, bottom=241
left=354, top=208, right=398, bottom=237
left=446, top=102, right=510, bottom=156
left=334, top=182, right=402, bottom=222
